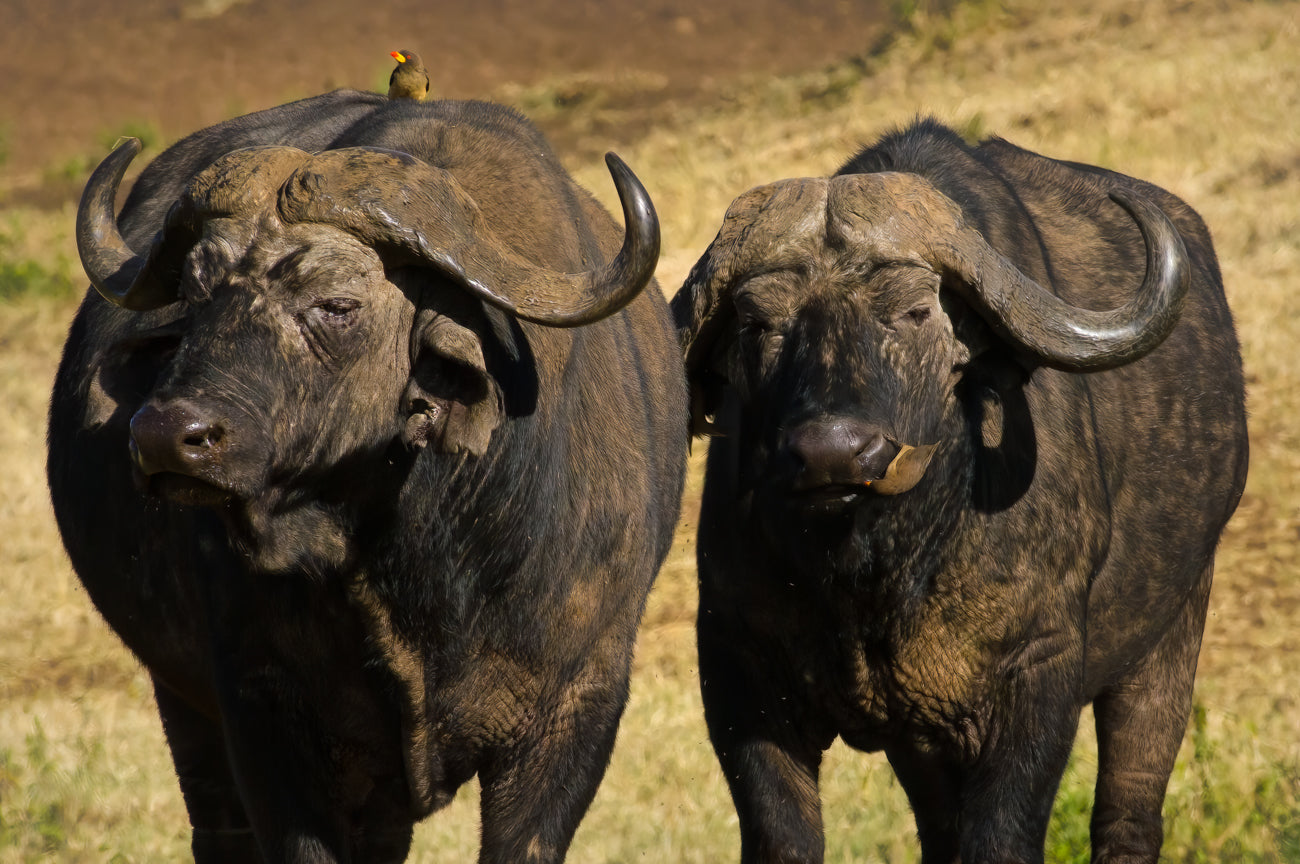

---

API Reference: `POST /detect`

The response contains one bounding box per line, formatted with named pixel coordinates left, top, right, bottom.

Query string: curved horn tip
left=603, top=151, right=631, bottom=179
left=603, top=151, right=646, bottom=202
left=1107, top=189, right=1182, bottom=243
left=605, top=152, right=658, bottom=233
left=1106, top=187, right=1146, bottom=213
left=1107, top=189, right=1189, bottom=256
left=101, top=138, right=143, bottom=173
left=90, top=137, right=144, bottom=193
left=83, top=137, right=144, bottom=201
left=77, top=137, right=146, bottom=307
left=1107, top=186, right=1191, bottom=306
left=113, top=136, right=144, bottom=157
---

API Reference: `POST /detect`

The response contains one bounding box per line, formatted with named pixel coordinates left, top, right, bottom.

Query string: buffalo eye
left=732, top=281, right=789, bottom=376
left=737, top=312, right=784, bottom=353
left=874, top=265, right=941, bottom=331
left=736, top=301, right=784, bottom=343
left=312, top=297, right=361, bottom=326
left=887, top=300, right=935, bottom=331
left=904, top=304, right=931, bottom=326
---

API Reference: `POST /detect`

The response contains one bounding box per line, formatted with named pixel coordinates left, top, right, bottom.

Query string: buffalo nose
left=129, top=401, right=226, bottom=477
left=784, top=417, right=900, bottom=490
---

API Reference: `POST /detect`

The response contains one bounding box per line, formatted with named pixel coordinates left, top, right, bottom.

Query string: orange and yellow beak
left=391, top=51, right=407, bottom=63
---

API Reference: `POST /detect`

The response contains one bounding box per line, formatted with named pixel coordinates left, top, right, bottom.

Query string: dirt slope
left=0, top=0, right=889, bottom=203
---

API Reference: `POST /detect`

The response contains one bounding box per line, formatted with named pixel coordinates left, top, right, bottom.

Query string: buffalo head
left=673, top=171, right=1187, bottom=518
left=77, top=139, right=659, bottom=569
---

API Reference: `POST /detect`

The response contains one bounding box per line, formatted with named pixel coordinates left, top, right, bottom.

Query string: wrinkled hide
left=49, top=91, right=687, bottom=864
left=674, top=119, right=1246, bottom=864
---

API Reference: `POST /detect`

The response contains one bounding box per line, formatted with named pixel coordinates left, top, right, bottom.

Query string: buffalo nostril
left=852, top=434, right=900, bottom=482
left=130, top=402, right=226, bottom=477
left=182, top=423, right=223, bottom=450
left=785, top=417, right=900, bottom=488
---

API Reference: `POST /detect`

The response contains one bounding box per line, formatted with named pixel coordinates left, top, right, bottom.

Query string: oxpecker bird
left=388, top=49, right=430, bottom=101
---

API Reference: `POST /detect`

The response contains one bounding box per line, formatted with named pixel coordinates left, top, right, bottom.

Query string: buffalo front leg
left=152, top=678, right=263, bottom=864
left=885, top=745, right=962, bottom=864
left=699, top=621, right=833, bottom=864
left=955, top=655, right=1084, bottom=863
left=475, top=645, right=633, bottom=864
left=218, top=692, right=352, bottom=863
left=1090, top=565, right=1213, bottom=863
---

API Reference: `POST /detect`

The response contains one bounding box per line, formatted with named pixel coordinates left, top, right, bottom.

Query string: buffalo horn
left=279, top=147, right=660, bottom=328
left=76, top=138, right=187, bottom=311
left=942, top=188, right=1190, bottom=371
left=78, top=143, right=314, bottom=312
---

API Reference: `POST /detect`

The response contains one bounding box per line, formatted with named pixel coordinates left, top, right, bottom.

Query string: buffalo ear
left=673, top=179, right=822, bottom=437
left=401, top=311, right=503, bottom=457
left=672, top=247, right=736, bottom=437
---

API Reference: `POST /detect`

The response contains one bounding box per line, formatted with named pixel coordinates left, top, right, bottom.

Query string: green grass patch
left=0, top=709, right=189, bottom=864
left=36, top=120, right=165, bottom=193
left=41, top=154, right=94, bottom=187
left=1043, top=704, right=1300, bottom=864
left=0, top=217, right=79, bottom=301
left=0, top=720, right=105, bottom=860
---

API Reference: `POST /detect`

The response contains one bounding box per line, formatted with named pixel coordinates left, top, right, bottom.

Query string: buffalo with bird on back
left=674, top=118, right=1247, bottom=863
left=49, top=88, right=687, bottom=863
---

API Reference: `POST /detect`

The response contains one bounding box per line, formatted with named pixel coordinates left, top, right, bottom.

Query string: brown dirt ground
left=0, top=0, right=891, bottom=205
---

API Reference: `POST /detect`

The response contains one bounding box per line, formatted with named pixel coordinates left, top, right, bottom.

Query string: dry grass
left=2, top=0, right=1298, bottom=859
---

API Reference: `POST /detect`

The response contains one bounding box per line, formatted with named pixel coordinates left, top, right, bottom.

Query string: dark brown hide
left=50, top=91, right=687, bottom=864
left=674, top=119, right=1246, bottom=864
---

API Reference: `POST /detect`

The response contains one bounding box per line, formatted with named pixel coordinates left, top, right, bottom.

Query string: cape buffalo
left=49, top=90, right=687, bottom=863
left=672, top=118, right=1247, bottom=863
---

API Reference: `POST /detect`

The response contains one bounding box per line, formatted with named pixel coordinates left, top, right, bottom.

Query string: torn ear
left=401, top=310, right=503, bottom=456
left=86, top=323, right=185, bottom=428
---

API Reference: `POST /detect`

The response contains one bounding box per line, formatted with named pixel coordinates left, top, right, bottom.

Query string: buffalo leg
left=223, top=696, right=414, bottom=864
left=152, top=678, right=264, bottom=864
left=956, top=659, right=1083, bottom=863
left=885, top=746, right=961, bottom=864
left=1090, top=565, right=1212, bottom=863
left=216, top=675, right=354, bottom=863
left=699, top=623, right=831, bottom=864
left=476, top=647, right=631, bottom=864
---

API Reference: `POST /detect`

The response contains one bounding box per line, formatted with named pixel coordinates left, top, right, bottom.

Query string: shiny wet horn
left=939, top=188, right=1190, bottom=372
